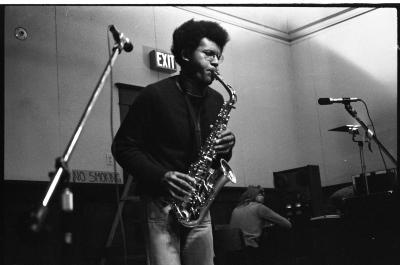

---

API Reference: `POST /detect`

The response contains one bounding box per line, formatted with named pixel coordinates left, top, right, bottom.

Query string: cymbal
left=329, top=125, right=360, bottom=134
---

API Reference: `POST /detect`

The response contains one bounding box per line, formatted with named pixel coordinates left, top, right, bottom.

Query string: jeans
left=144, top=198, right=214, bottom=265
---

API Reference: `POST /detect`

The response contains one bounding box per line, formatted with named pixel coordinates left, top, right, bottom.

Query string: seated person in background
left=230, top=185, right=292, bottom=265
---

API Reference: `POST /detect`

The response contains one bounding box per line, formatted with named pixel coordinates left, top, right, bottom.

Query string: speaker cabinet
left=352, top=168, right=398, bottom=195
left=273, top=165, right=322, bottom=218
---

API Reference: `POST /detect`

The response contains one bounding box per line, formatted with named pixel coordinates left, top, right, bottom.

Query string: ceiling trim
left=289, top=7, right=377, bottom=42
left=206, top=7, right=288, bottom=34
left=175, top=6, right=291, bottom=43
left=175, top=6, right=377, bottom=44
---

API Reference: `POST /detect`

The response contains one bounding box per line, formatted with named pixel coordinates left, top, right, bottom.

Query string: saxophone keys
left=195, top=194, right=202, bottom=202
left=204, top=156, right=213, bottom=162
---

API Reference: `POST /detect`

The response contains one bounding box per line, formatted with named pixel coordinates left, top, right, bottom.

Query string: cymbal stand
left=349, top=127, right=370, bottom=195
left=344, top=102, right=398, bottom=195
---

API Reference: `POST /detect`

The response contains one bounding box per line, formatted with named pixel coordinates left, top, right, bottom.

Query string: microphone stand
left=29, top=26, right=133, bottom=264
left=344, top=103, right=398, bottom=195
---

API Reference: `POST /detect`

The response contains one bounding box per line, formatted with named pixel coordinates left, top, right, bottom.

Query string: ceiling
left=178, top=6, right=376, bottom=42
left=208, top=7, right=350, bottom=33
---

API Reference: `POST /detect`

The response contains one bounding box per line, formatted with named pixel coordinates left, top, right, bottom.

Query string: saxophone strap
left=185, top=95, right=202, bottom=153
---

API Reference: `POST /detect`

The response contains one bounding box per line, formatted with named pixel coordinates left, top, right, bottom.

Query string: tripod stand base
left=100, top=174, right=143, bottom=265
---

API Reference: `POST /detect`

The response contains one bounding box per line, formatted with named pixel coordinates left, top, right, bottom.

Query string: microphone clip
left=109, top=25, right=134, bottom=53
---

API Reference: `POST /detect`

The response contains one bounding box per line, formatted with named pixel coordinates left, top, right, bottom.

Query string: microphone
left=318, top=97, right=361, bottom=105
left=109, top=25, right=133, bottom=52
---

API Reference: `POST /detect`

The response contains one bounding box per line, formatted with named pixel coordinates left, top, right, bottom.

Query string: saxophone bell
left=221, top=159, right=237, bottom=184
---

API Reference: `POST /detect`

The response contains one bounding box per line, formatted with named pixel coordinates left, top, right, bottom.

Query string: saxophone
left=170, top=70, right=237, bottom=227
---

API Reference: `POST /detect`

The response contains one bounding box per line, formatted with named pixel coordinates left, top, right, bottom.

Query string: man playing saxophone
left=112, top=19, right=236, bottom=265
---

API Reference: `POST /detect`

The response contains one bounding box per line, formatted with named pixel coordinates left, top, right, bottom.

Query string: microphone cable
left=360, top=99, right=388, bottom=171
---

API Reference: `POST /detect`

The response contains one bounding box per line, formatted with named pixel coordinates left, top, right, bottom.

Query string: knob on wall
left=15, top=27, right=28, bottom=40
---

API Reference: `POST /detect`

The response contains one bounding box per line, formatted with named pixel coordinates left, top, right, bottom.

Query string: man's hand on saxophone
left=214, top=129, right=236, bottom=154
left=161, top=171, right=196, bottom=202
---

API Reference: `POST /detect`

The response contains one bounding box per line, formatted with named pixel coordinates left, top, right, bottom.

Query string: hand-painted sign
left=71, top=170, right=122, bottom=184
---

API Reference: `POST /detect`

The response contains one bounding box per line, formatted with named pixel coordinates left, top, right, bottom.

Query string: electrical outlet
left=105, top=153, right=114, bottom=166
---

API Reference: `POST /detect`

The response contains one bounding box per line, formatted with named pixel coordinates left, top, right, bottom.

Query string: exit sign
left=150, top=49, right=177, bottom=73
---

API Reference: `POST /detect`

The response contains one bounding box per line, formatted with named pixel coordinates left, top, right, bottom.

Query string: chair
left=213, top=225, right=246, bottom=265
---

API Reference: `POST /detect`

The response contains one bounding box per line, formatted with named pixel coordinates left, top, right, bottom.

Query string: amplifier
left=352, top=168, right=398, bottom=195
left=273, top=165, right=322, bottom=218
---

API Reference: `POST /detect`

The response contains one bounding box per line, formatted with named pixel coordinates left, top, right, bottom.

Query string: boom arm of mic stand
left=344, top=103, right=398, bottom=167
left=31, top=45, right=125, bottom=231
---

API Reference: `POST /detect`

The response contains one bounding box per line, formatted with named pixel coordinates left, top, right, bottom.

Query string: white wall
left=4, top=7, right=397, bottom=188
left=5, top=7, right=60, bottom=181
left=290, top=8, right=397, bottom=186
left=220, top=22, right=295, bottom=187
left=4, top=6, right=293, bottom=187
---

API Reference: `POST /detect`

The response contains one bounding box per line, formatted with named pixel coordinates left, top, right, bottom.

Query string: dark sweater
left=112, top=75, right=232, bottom=197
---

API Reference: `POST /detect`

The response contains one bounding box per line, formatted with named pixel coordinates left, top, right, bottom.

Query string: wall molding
left=176, top=6, right=377, bottom=44
left=288, top=7, right=377, bottom=43
left=176, top=6, right=290, bottom=43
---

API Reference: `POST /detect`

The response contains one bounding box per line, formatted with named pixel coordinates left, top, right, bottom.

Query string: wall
left=5, top=7, right=60, bottom=182
left=4, top=6, right=397, bottom=188
left=4, top=6, right=294, bottom=187
left=220, top=18, right=295, bottom=187
left=290, top=8, right=397, bottom=186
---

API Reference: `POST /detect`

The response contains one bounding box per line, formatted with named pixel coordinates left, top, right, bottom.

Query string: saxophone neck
left=213, top=71, right=237, bottom=105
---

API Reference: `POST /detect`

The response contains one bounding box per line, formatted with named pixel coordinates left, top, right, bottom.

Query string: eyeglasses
left=201, top=50, right=224, bottom=63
